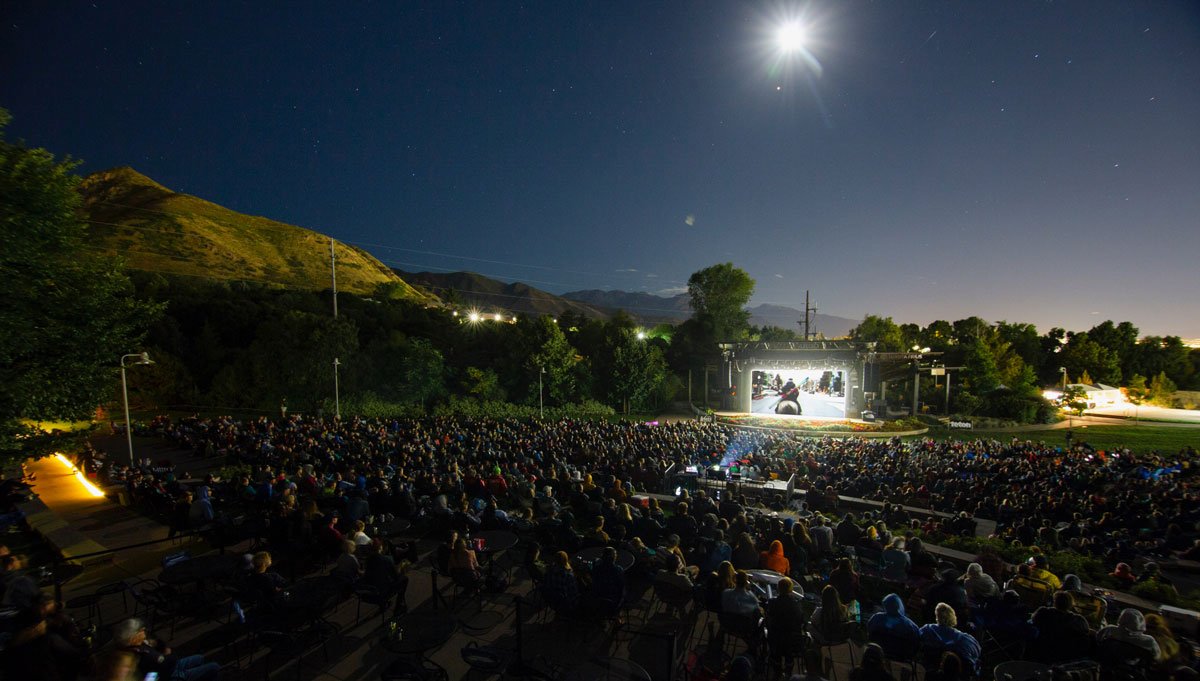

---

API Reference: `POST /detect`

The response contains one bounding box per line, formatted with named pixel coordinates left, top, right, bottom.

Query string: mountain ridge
left=395, top=270, right=611, bottom=319
left=79, top=167, right=433, bottom=302
left=562, top=289, right=858, bottom=337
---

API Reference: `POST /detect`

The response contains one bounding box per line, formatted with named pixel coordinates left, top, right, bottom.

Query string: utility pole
left=331, top=238, right=340, bottom=421
left=330, top=237, right=338, bottom=319
left=538, top=366, right=545, bottom=419
left=797, top=290, right=818, bottom=341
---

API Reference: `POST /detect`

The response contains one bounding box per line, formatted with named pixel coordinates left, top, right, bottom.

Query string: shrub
left=1131, top=579, right=1180, bottom=606
left=431, top=396, right=616, bottom=421
left=216, top=463, right=252, bottom=482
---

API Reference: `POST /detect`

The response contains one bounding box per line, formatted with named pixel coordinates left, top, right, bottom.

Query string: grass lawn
left=924, top=424, right=1200, bottom=454
left=19, top=418, right=93, bottom=433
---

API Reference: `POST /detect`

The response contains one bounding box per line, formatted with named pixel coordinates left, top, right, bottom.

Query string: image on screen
left=750, top=369, right=846, bottom=418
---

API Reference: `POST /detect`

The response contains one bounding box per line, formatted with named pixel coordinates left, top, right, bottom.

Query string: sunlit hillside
left=79, top=167, right=434, bottom=302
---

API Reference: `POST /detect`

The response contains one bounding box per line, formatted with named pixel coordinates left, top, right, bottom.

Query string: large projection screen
left=750, top=369, right=846, bottom=418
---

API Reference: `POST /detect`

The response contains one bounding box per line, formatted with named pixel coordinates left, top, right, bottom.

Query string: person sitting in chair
left=542, top=551, right=580, bottom=613
left=114, top=617, right=221, bottom=681
left=1097, top=608, right=1160, bottom=659
left=867, top=593, right=920, bottom=661
left=918, top=603, right=981, bottom=676
left=447, top=537, right=483, bottom=590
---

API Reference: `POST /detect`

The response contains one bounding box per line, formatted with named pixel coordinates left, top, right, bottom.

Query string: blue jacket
left=867, top=594, right=920, bottom=659
left=918, top=622, right=981, bottom=673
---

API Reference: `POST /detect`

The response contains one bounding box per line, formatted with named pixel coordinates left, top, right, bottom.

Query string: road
left=750, top=390, right=846, bottom=418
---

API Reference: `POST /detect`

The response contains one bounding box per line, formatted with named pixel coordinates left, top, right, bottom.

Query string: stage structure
left=718, top=340, right=879, bottom=418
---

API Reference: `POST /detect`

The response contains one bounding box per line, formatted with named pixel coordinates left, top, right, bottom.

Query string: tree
left=215, top=311, right=358, bottom=411
left=1060, top=332, right=1121, bottom=386
left=1125, top=374, right=1148, bottom=405
left=921, top=320, right=955, bottom=352
left=608, top=331, right=668, bottom=413
left=750, top=325, right=801, bottom=342
left=1060, top=385, right=1089, bottom=416
left=1087, top=320, right=1139, bottom=382
left=398, top=338, right=445, bottom=407
left=460, top=366, right=505, bottom=402
left=687, top=263, right=755, bottom=340
left=850, top=315, right=904, bottom=352
left=523, top=316, right=577, bottom=405
left=0, top=109, right=160, bottom=461
left=962, top=340, right=1000, bottom=395
left=1148, top=371, right=1177, bottom=407
left=996, top=321, right=1044, bottom=376
left=951, top=317, right=991, bottom=344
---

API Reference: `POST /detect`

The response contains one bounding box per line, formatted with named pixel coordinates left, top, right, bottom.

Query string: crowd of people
left=124, top=413, right=1199, bottom=573
left=5, top=413, right=1195, bottom=679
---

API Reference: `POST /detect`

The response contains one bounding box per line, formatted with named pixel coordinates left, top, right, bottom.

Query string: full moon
left=777, top=22, right=806, bottom=53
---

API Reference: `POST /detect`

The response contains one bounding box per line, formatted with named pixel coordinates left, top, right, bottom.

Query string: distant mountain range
left=78, top=167, right=858, bottom=335
left=396, top=270, right=610, bottom=319
left=562, top=290, right=858, bottom=337
left=79, top=167, right=432, bottom=302
left=394, top=273, right=858, bottom=337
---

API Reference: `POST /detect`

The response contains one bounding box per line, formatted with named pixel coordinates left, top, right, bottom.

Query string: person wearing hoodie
left=1097, top=607, right=1161, bottom=659
left=961, top=562, right=998, bottom=603
left=918, top=602, right=981, bottom=675
left=188, top=486, right=215, bottom=528
left=760, top=539, right=791, bottom=574
left=867, top=593, right=920, bottom=661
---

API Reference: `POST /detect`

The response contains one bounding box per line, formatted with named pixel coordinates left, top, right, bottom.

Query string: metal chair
left=1093, top=638, right=1154, bottom=681
left=717, top=611, right=765, bottom=661
left=354, top=584, right=393, bottom=626
left=807, top=622, right=857, bottom=681
left=64, top=580, right=128, bottom=629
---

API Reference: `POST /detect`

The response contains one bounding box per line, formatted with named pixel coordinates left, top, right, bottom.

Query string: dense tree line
left=849, top=314, right=1199, bottom=421
left=127, top=273, right=674, bottom=417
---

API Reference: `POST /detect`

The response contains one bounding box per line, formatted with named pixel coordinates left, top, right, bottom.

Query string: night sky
left=3, top=2, right=1198, bottom=336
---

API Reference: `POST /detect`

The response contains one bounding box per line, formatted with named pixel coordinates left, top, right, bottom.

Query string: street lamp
left=538, top=366, right=546, bottom=420
left=120, top=352, right=154, bottom=467
left=333, top=357, right=341, bottom=420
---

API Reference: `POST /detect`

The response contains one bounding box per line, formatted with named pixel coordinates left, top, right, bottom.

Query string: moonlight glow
left=777, top=22, right=806, bottom=53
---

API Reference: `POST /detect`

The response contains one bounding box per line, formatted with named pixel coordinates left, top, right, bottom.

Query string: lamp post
left=538, top=366, right=545, bottom=420
left=120, top=352, right=154, bottom=467
left=333, top=357, right=341, bottom=420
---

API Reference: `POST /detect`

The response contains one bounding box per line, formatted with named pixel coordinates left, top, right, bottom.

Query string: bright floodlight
left=777, top=22, right=806, bottom=53
left=636, top=331, right=647, bottom=340
left=468, top=311, right=481, bottom=323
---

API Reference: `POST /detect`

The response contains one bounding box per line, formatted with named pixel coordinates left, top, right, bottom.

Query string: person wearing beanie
left=1110, top=562, right=1137, bottom=589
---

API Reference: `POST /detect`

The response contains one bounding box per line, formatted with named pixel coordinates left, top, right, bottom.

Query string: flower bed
left=716, top=414, right=929, bottom=435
